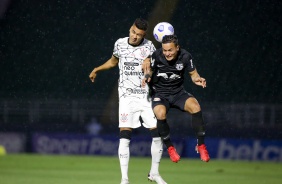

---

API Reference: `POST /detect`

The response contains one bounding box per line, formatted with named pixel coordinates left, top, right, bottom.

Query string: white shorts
left=119, top=97, right=157, bottom=129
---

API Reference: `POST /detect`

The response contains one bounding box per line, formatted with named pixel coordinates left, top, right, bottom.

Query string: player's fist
left=141, top=74, right=151, bottom=87
left=89, top=69, right=97, bottom=82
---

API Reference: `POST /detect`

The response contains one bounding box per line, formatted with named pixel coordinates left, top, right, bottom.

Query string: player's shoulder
left=115, top=37, right=128, bottom=44
left=151, top=48, right=163, bottom=65
left=179, top=48, right=192, bottom=61
left=153, top=48, right=162, bottom=56
left=142, top=38, right=153, bottom=44
left=179, top=48, right=192, bottom=57
left=141, top=38, right=155, bottom=48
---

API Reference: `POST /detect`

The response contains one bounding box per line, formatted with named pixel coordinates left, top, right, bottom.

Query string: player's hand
left=89, top=69, right=97, bottom=82
left=141, top=74, right=151, bottom=87
left=193, top=77, right=206, bottom=88
left=142, top=59, right=151, bottom=73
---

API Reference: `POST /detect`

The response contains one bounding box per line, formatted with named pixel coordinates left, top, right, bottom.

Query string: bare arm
left=89, top=55, right=119, bottom=82
left=141, top=58, right=152, bottom=87
left=142, top=58, right=151, bottom=74
left=189, top=69, right=206, bottom=88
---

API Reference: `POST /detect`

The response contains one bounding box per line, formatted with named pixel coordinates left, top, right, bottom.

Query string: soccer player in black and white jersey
left=89, top=18, right=167, bottom=184
left=143, top=34, right=210, bottom=163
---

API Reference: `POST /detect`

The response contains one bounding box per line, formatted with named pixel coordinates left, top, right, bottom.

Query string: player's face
left=129, top=25, right=146, bottom=45
left=162, top=43, right=179, bottom=61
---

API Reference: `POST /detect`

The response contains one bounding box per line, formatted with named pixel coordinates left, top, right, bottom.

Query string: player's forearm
left=93, top=59, right=117, bottom=73
left=142, top=58, right=151, bottom=73
left=190, top=69, right=201, bottom=83
left=93, top=63, right=109, bottom=73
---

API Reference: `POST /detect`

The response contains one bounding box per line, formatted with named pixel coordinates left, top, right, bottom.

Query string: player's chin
left=165, top=57, right=173, bottom=61
left=129, top=39, right=138, bottom=45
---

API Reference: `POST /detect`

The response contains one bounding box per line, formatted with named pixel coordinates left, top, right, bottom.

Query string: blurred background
left=0, top=0, right=281, bottom=160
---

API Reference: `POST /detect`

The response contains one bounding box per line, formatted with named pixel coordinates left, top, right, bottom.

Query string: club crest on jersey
left=120, top=113, right=128, bottom=122
left=176, top=64, right=184, bottom=70
left=140, top=48, right=148, bottom=58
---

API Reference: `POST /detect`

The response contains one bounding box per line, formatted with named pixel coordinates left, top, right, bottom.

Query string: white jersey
left=113, top=37, right=156, bottom=99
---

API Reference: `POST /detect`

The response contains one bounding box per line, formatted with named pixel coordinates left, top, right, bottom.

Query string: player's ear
left=176, top=45, right=180, bottom=51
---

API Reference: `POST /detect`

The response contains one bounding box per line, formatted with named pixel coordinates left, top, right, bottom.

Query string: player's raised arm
left=89, top=55, right=119, bottom=82
left=189, top=69, right=206, bottom=88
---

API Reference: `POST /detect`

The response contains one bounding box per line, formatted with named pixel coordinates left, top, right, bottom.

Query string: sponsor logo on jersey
left=126, top=88, right=147, bottom=95
left=156, top=72, right=180, bottom=80
left=126, top=88, right=133, bottom=94
left=124, top=62, right=139, bottom=66
left=169, top=73, right=181, bottom=80
left=157, top=64, right=165, bottom=67
left=124, top=71, right=143, bottom=76
left=153, top=98, right=161, bottom=101
left=157, top=72, right=168, bottom=79
left=176, top=63, right=184, bottom=70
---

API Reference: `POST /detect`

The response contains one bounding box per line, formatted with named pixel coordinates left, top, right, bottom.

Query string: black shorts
left=151, top=90, right=194, bottom=112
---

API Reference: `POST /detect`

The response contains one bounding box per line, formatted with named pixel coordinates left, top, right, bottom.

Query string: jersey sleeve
left=112, top=39, right=120, bottom=58
left=185, top=53, right=196, bottom=72
left=151, top=51, right=157, bottom=69
left=148, top=41, right=156, bottom=58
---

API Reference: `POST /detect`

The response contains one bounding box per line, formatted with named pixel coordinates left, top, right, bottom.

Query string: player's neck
left=128, top=38, right=144, bottom=47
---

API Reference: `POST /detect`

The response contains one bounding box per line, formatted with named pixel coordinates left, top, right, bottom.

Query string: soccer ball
left=153, top=22, right=174, bottom=43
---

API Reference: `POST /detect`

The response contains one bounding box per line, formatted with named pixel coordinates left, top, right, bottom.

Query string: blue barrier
left=32, top=133, right=282, bottom=162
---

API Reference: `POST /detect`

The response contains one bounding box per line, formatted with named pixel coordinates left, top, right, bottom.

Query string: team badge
left=120, top=113, right=128, bottom=122
left=140, top=48, right=147, bottom=58
left=176, top=64, right=183, bottom=70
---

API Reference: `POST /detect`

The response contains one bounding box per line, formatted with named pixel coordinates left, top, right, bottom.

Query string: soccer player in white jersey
left=89, top=18, right=167, bottom=184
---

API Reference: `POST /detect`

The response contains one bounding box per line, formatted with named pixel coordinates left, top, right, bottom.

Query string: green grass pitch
left=0, top=154, right=281, bottom=184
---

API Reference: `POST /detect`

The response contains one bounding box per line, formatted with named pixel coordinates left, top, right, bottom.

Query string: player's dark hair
left=162, top=35, right=178, bottom=45
left=134, top=18, right=148, bottom=31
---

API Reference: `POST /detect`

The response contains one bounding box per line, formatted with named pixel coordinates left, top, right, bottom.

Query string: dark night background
left=0, top=0, right=281, bottom=139
left=1, top=0, right=281, bottom=103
